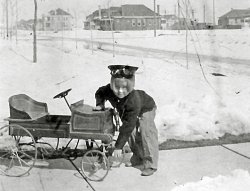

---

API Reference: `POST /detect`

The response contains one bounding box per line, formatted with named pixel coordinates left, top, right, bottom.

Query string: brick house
left=42, top=8, right=73, bottom=31
left=85, top=4, right=161, bottom=31
left=218, top=9, right=250, bottom=28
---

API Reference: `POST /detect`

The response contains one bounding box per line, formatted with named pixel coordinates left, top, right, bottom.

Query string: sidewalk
left=1, top=143, right=250, bottom=191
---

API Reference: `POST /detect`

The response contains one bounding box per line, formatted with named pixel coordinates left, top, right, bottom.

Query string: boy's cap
left=108, top=65, right=138, bottom=78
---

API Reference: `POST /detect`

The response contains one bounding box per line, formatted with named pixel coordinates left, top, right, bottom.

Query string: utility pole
left=33, top=0, right=37, bottom=63
left=191, top=9, right=194, bottom=21
left=174, top=4, right=176, bottom=16
left=178, top=0, right=180, bottom=33
left=203, top=4, right=206, bottom=23
left=213, top=0, right=215, bottom=26
left=153, top=0, right=156, bottom=37
left=6, top=0, right=9, bottom=39
left=10, top=0, right=14, bottom=41
left=73, top=10, right=78, bottom=50
left=90, top=22, right=94, bottom=55
left=108, top=0, right=115, bottom=57
left=185, top=0, right=188, bottom=69
left=15, top=0, right=18, bottom=44
left=1, top=1, right=5, bottom=38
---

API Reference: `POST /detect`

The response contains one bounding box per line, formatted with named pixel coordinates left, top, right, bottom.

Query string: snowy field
left=1, top=29, right=250, bottom=190
left=1, top=29, right=250, bottom=142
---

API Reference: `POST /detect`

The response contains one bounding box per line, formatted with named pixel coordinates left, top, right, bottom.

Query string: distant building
left=170, top=18, right=214, bottom=30
left=17, top=19, right=44, bottom=30
left=85, top=4, right=161, bottom=31
left=218, top=8, right=250, bottom=29
left=42, top=8, right=73, bottom=31
left=161, top=14, right=178, bottom=29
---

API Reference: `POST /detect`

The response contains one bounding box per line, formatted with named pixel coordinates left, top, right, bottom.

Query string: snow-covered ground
left=1, top=29, right=250, bottom=142
left=172, top=169, right=250, bottom=191
left=1, top=28, right=250, bottom=190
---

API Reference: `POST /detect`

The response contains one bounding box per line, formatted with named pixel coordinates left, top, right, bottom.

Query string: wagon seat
left=8, top=94, right=49, bottom=120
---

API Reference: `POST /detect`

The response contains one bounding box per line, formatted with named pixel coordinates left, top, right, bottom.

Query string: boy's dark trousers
left=128, top=107, right=158, bottom=170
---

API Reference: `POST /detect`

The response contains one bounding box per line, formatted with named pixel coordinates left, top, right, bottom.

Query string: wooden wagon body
left=7, top=94, right=114, bottom=143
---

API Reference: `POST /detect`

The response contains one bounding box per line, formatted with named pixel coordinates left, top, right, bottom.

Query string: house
left=161, top=14, right=178, bottom=29
left=218, top=8, right=250, bottom=29
left=17, top=19, right=44, bottom=30
left=85, top=4, right=161, bottom=31
left=42, top=8, right=73, bottom=31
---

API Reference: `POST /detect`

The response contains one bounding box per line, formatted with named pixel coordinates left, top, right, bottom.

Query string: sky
left=1, top=0, right=250, bottom=25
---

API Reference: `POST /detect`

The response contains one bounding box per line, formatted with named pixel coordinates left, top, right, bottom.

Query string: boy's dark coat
left=95, top=84, right=156, bottom=149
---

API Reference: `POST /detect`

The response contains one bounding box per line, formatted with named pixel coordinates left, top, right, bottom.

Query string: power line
left=178, top=1, right=221, bottom=98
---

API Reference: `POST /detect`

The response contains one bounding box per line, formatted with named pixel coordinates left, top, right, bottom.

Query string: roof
left=219, top=9, right=250, bottom=18
left=49, top=8, right=72, bottom=16
left=121, top=4, right=157, bottom=16
left=87, top=6, right=121, bottom=20
left=87, top=4, right=158, bottom=20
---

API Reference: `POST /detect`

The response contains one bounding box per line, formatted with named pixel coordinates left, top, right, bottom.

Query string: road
left=37, top=35, right=250, bottom=67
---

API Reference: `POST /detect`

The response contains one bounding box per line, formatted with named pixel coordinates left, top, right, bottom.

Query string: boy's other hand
left=113, top=149, right=122, bottom=158
left=93, top=105, right=103, bottom=111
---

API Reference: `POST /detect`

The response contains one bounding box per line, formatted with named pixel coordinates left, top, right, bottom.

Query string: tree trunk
left=33, top=0, right=37, bottom=63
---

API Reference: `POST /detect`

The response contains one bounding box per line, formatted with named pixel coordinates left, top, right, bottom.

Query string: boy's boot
left=141, top=168, right=157, bottom=176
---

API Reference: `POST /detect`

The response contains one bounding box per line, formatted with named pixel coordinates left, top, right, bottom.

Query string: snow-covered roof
left=49, top=8, right=72, bottom=16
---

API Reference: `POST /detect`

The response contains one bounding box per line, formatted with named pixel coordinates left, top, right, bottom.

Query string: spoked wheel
left=81, top=150, right=109, bottom=181
left=0, top=124, right=37, bottom=177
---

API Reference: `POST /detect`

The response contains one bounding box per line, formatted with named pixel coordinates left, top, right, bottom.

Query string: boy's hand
left=93, top=105, right=103, bottom=111
left=113, top=149, right=122, bottom=158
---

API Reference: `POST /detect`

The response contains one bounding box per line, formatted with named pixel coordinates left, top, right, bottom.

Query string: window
left=46, top=23, right=50, bottom=27
left=245, top=18, right=250, bottom=23
left=137, top=19, right=141, bottom=26
left=132, top=19, right=136, bottom=27
left=47, top=17, right=50, bottom=21
left=142, top=19, right=146, bottom=26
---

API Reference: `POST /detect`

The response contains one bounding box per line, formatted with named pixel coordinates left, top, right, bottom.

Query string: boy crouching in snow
left=94, top=64, right=158, bottom=176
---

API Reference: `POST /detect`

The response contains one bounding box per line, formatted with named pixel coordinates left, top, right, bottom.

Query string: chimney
left=157, top=5, right=160, bottom=15
left=98, top=5, right=101, bottom=19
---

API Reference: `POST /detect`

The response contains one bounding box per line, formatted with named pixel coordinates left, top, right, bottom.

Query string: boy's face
left=111, top=77, right=134, bottom=99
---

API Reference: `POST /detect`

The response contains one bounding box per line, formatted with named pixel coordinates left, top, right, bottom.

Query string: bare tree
left=33, top=0, right=37, bottom=63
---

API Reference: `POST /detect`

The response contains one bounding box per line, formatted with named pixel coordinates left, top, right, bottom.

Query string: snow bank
left=156, top=95, right=250, bottom=142
left=171, top=169, right=250, bottom=191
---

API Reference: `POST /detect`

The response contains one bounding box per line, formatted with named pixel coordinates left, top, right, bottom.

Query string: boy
left=94, top=65, right=158, bottom=176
